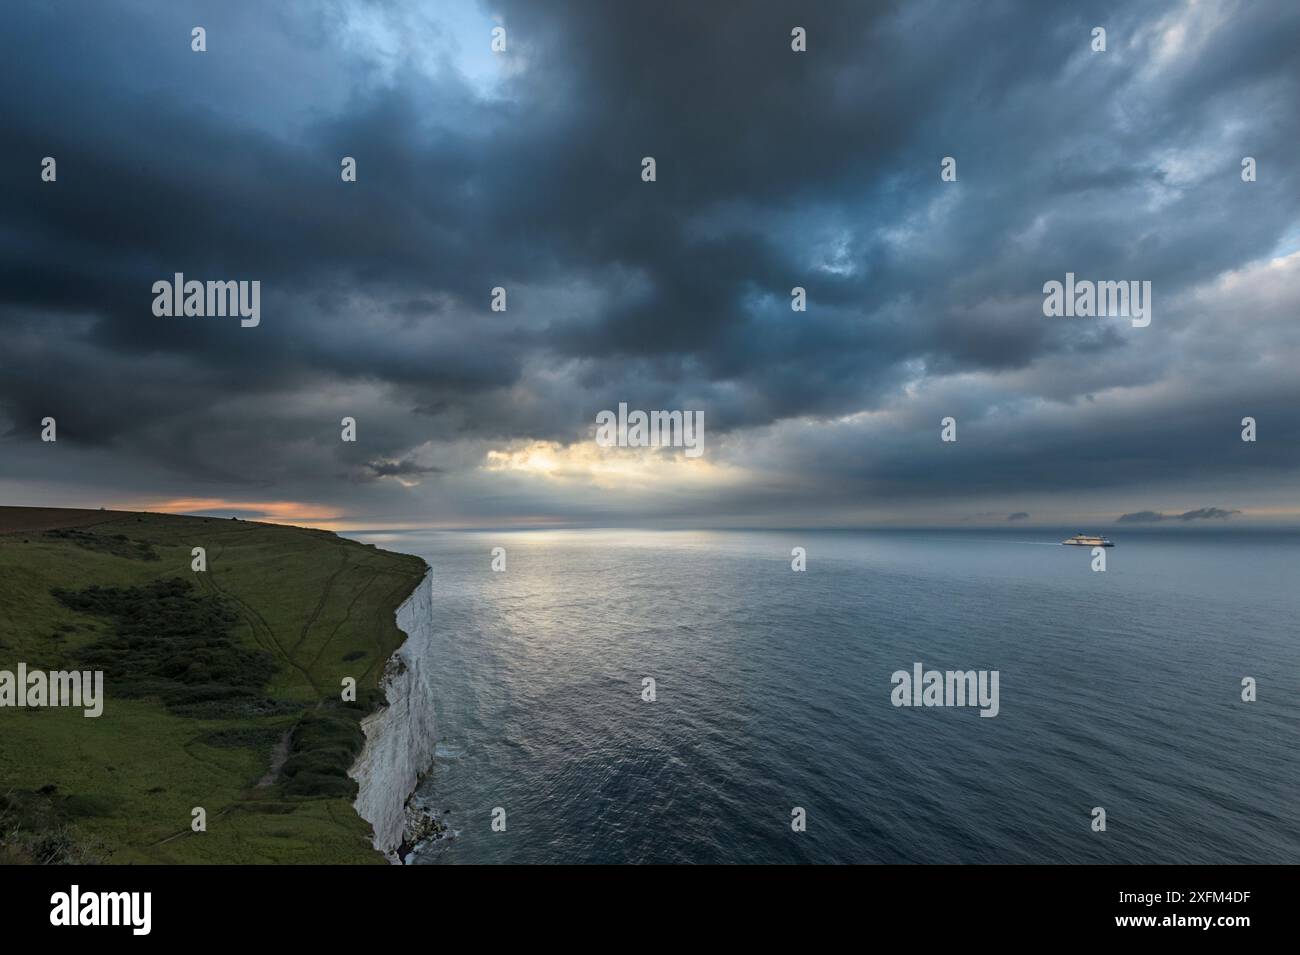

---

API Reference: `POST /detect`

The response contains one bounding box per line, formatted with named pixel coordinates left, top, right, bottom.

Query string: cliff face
left=348, top=566, right=437, bottom=862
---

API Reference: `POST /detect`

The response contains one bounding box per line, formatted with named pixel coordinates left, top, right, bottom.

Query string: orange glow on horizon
left=126, top=497, right=344, bottom=527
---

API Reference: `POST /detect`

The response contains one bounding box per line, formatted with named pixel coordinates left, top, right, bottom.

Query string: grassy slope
left=0, top=508, right=426, bottom=863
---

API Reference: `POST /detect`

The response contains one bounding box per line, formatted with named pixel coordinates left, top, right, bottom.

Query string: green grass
left=0, top=509, right=426, bottom=863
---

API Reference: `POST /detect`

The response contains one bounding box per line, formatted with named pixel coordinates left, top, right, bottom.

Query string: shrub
left=52, top=578, right=278, bottom=717
left=278, top=708, right=366, bottom=799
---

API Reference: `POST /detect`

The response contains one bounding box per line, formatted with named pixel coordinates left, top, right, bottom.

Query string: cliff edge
left=348, top=565, right=438, bottom=862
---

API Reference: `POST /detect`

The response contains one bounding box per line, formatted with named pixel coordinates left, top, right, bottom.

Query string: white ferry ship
left=1062, top=534, right=1114, bottom=547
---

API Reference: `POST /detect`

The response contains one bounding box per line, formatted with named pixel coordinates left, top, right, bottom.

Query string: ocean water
left=345, top=528, right=1300, bottom=864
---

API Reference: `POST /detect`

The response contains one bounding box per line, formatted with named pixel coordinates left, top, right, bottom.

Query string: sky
left=2, top=0, right=1298, bottom=530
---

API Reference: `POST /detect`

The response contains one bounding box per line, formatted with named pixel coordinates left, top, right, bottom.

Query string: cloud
left=362, top=458, right=444, bottom=484
left=1116, top=507, right=1241, bottom=523
left=1176, top=507, right=1242, bottom=522
left=0, top=1, right=1298, bottom=526
left=1007, top=512, right=1030, bottom=521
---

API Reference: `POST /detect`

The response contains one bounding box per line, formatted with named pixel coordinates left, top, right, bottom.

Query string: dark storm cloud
left=362, top=458, right=443, bottom=481
left=1, top=0, right=1298, bottom=523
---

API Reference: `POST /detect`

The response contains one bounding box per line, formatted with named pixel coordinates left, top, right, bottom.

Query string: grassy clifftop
left=0, top=507, right=426, bottom=864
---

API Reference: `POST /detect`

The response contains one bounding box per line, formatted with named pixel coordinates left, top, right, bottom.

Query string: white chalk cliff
left=348, top=565, right=437, bottom=862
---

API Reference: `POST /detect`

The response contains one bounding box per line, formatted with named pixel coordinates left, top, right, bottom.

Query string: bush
left=277, top=708, right=366, bottom=799
left=0, top=789, right=106, bottom=864
left=281, top=772, right=358, bottom=799
left=52, top=578, right=278, bottom=717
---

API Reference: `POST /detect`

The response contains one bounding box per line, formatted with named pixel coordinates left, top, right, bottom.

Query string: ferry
left=1062, top=534, right=1114, bottom=547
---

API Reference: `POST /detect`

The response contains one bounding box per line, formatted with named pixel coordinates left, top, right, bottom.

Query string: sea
left=344, top=527, right=1300, bottom=864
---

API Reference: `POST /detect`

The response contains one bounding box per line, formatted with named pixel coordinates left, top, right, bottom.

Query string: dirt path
left=256, top=730, right=293, bottom=788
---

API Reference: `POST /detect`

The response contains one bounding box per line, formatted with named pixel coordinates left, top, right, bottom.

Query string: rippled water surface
left=346, top=528, right=1300, bottom=864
